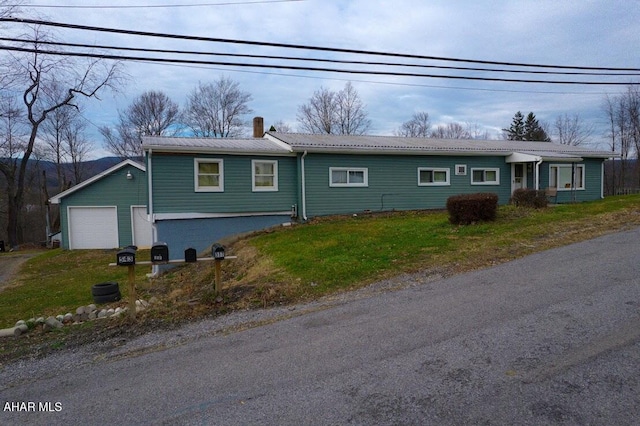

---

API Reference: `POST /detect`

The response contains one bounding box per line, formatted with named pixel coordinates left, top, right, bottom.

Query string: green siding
left=302, top=154, right=512, bottom=216
left=59, top=166, right=147, bottom=249
left=540, top=158, right=603, bottom=203
left=151, top=153, right=297, bottom=214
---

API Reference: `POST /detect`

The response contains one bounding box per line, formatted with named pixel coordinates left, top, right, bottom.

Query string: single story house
left=49, top=159, right=152, bottom=249
left=141, top=118, right=615, bottom=258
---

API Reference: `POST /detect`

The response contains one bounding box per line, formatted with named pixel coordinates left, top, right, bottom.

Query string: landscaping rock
left=15, top=320, right=26, bottom=328
left=35, top=317, right=45, bottom=325
left=0, top=327, right=18, bottom=337
left=43, top=316, right=64, bottom=332
left=88, top=311, right=97, bottom=320
left=15, top=324, right=28, bottom=335
left=76, top=306, right=85, bottom=315
left=56, top=314, right=64, bottom=322
left=63, top=313, right=73, bottom=323
left=98, top=310, right=108, bottom=319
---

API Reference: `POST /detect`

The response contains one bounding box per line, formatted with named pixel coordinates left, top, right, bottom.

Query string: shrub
left=446, top=193, right=499, bottom=225
left=510, top=188, right=548, bottom=208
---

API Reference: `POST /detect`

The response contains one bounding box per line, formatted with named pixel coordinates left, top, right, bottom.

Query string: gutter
left=301, top=150, right=308, bottom=221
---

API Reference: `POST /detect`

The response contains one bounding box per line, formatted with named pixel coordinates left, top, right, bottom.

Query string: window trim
left=470, top=167, right=500, bottom=185
left=194, top=158, right=224, bottom=192
left=329, top=167, right=369, bottom=187
left=418, top=167, right=450, bottom=186
left=455, top=164, right=467, bottom=176
left=252, top=159, right=279, bottom=192
left=549, top=163, right=585, bottom=191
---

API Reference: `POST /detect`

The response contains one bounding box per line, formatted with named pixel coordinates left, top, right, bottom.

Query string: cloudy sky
left=4, top=0, right=640, bottom=157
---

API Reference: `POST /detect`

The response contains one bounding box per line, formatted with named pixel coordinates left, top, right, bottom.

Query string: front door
left=511, top=163, right=526, bottom=193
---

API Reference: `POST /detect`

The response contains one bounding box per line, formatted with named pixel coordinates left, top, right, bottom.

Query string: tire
left=93, top=290, right=122, bottom=304
left=92, top=281, right=119, bottom=297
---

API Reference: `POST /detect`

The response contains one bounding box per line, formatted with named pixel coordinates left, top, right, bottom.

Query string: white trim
left=194, top=158, right=224, bottom=192
left=153, top=211, right=292, bottom=221
left=455, top=164, right=467, bottom=176
left=510, top=163, right=527, bottom=193
left=417, top=167, right=450, bottom=186
left=329, top=167, right=368, bottom=187
left=471, top=167, right=500, bottom=185
left=50, top=159, right=144, bottom=204
left=549, top=163, right=585, bottom=191
left=252, top=159, right=279, bottom=192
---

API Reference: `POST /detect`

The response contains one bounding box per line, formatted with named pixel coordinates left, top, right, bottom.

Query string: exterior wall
left=150, top=153, right=297, bottom=214
left=155, top=214, right=291, bottom=260
left=539, top=158, right=604, bottom=203
left=301, top=153, right=512, bottom=217
left=58, top=167, right=147, bottom=249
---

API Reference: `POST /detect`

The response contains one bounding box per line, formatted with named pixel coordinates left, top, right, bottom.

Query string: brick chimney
left=253, top=116, right=264, bottom=138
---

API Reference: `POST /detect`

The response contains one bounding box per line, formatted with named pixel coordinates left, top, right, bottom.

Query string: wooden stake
left=128, top=264, right=136, bottom=319
left=214, top=259, right=222, bottom=294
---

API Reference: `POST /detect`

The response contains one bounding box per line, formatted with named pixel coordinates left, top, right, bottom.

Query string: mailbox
left=212, top=243, right=225, bottom=260
left=116, top=247, right=136, bottom=266
left=151, top=242, right=169, bottom=264
left=184, top=248, right=197, bottom=263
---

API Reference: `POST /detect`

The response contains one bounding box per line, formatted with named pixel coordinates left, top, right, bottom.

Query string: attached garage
left=68, top=206, right=119, bottom=249
left=49, top=159, right=149, bottom=250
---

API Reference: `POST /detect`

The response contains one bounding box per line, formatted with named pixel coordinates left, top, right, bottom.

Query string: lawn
left=1, top=194, right=640, bottom=329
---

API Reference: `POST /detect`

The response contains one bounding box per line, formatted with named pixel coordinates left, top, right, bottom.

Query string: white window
left=329, top=167, right=368, bottom=187
left=455, top=164, right=467, bottom=176
left=471, top=168, right=500, bottom=185
left=549, top=164, right=585, bottom=190
left=252, top=160, right=278, bottom=192
left=194, top=158, right=224, bottom=192
left=418, top=168, right=450, bottom=186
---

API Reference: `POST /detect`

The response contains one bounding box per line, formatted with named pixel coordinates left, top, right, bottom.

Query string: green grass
left=250, top=195, right=640, bottom=294
left=2, top=194, right=640, bottom=328
left=0, top=249, right=152, bottom=327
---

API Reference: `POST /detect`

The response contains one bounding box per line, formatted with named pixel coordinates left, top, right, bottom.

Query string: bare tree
left=297, top=82, right=370, bottom=135
left=269, top=120, right=293, bottom=133
left=0, top=26, right=121, bottom=247
left=183, top=77, right=253, bottom=138
left=431, top=122, right=472, bottom=139
left=395, top=111, right=431, bottom=137
left=102, top=90, right=179, bottom=158
left=297, top=86, right=335, bottom=134
left=554, top=113, right=595, bottom=146
left=602, top=87, right=639, bottom=193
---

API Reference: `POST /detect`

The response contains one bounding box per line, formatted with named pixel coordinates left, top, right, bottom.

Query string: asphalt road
left=1, top=228, right=640, bottom=425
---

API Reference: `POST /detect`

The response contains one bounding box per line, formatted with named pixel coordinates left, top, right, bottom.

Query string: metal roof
left=141, top=133, right=616, bottom=159
left=266, top=132, right=616, bottom=158
left=142, top=136, right=292, bottom=155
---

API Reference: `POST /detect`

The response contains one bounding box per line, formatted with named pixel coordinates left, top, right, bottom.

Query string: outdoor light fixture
left=126, top=170, right=133, bottom=180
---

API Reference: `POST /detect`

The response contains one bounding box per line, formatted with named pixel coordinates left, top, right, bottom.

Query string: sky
left=3, top=0, right=640, bottom=158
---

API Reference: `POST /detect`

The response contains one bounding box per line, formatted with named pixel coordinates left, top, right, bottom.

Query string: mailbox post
left=116, top=247, right=137, bottom=319
left=211, top=244, right=225, bottom=294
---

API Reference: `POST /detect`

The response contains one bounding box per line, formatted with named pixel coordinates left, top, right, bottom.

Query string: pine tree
left=523, top=112, right=551, bottom=141
left=504, top=111, right=525, bottom=140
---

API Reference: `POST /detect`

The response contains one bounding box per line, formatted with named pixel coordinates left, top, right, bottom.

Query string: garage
left=68, top=206, right=119, bottom=249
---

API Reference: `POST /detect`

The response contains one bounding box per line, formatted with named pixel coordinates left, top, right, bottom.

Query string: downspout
left=535, top=158, right=543, bottom=190
left=147, top=148, right=159, bottom=277
left=301, top=150, right=308, bottom=221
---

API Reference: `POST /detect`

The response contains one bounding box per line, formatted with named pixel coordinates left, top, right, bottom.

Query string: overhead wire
left=1, top=37, right=638, bottom=78
left=3, top=17, right=639, bottom=72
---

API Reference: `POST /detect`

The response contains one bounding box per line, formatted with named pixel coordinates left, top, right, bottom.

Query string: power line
left=3, top=17, right=640, bottom=72
left=2, top=37, right=638, bottom=78
left=8, top=0, right=305, bottom=9
left=2, top=44, right=637, bottom=86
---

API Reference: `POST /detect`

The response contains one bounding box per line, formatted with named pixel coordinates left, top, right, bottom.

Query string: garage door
left=131, top=206, right=153, bottom=248
left=68, top=207, right=119, bottom=249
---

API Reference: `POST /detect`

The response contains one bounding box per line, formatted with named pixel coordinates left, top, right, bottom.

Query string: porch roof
left=505, top=151, right=584, bottom=163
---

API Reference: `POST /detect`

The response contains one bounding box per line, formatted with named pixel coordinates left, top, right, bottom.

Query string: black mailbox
left=185, top=248, right=197, bottom=263
left=212, top=243, right=225, bottom=260
left=151, top=242, right=169, bottom=264
left=116, top=247, right=136, bottom=266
